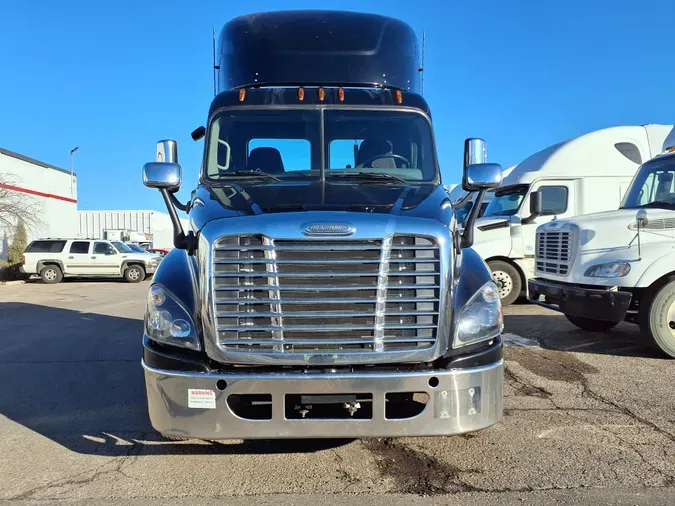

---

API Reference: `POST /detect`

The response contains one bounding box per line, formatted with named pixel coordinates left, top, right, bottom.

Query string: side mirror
left=463, top=138, right=487, bottom=168
left=143, top=162, right=182, bottom=191
left=156, top=140, right=178, bottom=163
left=522, top=191, right=543, bottom=224
left=143, top=139, right=192, bottom=253
left=462, top=163, right=503, bottom=191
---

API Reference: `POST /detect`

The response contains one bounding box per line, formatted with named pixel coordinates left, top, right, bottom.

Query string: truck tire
left=639, top=279, right=675, bottom=358
left=124, top=265, right=145, bottom=283
left=40, top=265, right=63, bottom=284
left=564, top=314, right=619, bottom=331
left=488, top=260, right=521, bottom=306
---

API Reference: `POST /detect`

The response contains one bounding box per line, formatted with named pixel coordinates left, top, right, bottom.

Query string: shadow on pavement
left=0, top=302, right=351, bottom=456
left=504, top=312, right=664, bottom=359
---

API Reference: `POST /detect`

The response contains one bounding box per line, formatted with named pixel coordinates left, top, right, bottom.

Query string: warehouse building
left=78, top=210, right=189, bottom=250
left=0, top=147, right=78, bottom=260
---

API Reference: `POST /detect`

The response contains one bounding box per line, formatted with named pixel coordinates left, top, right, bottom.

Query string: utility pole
left=69, top=146, right=79, bottom=197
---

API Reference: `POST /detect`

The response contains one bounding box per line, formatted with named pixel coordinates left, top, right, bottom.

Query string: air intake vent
left=535, top=230, right=572, bottom=276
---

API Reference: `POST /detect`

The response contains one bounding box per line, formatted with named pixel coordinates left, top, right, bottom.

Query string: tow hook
left=344, top=401, right=361, bottom=416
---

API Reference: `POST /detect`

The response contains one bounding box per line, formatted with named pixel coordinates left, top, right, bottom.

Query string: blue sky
left=1, top=0, right=675, bottom=212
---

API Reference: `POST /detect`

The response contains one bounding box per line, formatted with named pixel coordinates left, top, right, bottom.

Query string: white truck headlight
left=453, top=281, right=503, bottom=348
left=145, top=284, right=200, bottom=350
left=584, top=262, right=630, bottom=278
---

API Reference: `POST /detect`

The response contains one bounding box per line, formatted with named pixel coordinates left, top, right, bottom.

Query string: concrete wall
left=0, top=148, right=78, bottom=260
left=78, top=210, right=189, bottom=250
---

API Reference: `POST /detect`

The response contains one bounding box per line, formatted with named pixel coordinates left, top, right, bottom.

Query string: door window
left=69, top=241, right=90, bottom=254
left=539, top=186, right=569, bottom=215
left=93, top=242, right=114, bottom=255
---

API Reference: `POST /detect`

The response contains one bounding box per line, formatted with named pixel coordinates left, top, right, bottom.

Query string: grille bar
left=217, top=324, right=437, bottom=332
left=214, top=271, right=440, bottom=278
left=215, top=297, right=439, bottom=304
left=215, top=284, right=439, bottom=291
left=212, top=234, right=440, bottom=354
left=216, top=311, right=438, bottom=318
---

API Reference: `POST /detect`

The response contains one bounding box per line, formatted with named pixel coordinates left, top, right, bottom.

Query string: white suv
left=21, top=238, right=163, bottom=284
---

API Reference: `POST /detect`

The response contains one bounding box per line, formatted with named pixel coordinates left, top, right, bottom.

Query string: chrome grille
left=212, top=234, right=440, bottom=353
left=535, top=230, right=571, bottom=275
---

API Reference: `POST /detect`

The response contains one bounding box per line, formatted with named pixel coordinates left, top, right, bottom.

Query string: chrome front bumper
left=142, top=359, right=504, bottom=439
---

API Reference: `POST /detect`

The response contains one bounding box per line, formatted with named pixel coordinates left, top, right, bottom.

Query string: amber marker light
left=318, top=87, right=325, bottom=101
left=239, top=89, right=246, bottom=102
left=395, top=90, right=403, bottom=104
left=338, top=88, right=345, bottom=102
left=298, top=87, right=305, bottom=101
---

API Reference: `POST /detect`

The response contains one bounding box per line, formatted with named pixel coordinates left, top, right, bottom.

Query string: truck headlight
left=584, top=262, right=631, bottom=278
left=145, top=284, right=200, bottom=350
left=453, top=281, right=503, bottom=348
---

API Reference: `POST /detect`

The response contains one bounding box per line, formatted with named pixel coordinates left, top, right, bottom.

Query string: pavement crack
left=7, top=443, right=142, bottom=500
left=505, top=363, right=555, bottom=402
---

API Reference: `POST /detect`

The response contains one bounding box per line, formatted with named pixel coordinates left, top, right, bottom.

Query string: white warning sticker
left=188, top=389, right=216, bottom=409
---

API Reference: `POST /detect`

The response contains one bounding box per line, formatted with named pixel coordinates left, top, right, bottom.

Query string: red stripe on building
left=0, top=183, right=77, bottom=204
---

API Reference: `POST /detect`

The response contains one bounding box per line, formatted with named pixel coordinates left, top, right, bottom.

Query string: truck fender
left=453, top=247, right=494, bottom=318
left=151, top=249, right=200, bottom=321
left=636, top=250, right=675, bottom=288
left=37, top=259, right=64, bottom=273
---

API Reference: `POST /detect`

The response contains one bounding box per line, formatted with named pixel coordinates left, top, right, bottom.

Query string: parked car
left=145, top=248, right=170, bottom=257
left=21, top=238, right=162, bottom=284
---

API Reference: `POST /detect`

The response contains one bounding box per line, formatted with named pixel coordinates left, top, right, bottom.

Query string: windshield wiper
left=326, top=172, right=407, bottom=184
left=219, top=170, right=280, bottom=182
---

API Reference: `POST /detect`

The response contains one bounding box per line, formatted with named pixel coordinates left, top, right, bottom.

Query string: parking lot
left=1, top=281, right=674, bottom=505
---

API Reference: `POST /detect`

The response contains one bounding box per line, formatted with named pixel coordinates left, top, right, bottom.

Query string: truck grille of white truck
left=535, top=230, right=571, bottom=275
left=212, top=234, right=440, bottom=354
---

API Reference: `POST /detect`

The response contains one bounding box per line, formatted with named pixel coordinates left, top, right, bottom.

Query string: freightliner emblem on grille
left=302, top=223, right=355, bottom=236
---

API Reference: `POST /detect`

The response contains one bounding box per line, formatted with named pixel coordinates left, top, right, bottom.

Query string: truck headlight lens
left=453, top=281, right=503, bottom=348
left=585, top=262, right=631, bottom=278
left=145, top=284, right=200, bottom=350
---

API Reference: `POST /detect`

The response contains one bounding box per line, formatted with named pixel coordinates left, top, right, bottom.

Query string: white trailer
left=78, top=210, right=189, bottom=250
left=529, top=136, right=675, bottom=358
left=470, top=124, right=675, bottom=305
left=0, top=147, right=78, bottom=256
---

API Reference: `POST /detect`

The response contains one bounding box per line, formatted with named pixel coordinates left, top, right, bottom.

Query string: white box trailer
left=470, top=124, right=675, bottom=306
left=78, top=210, right=189, bottom=250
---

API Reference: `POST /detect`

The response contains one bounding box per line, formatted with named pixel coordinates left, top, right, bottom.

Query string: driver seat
left=356, top=138, right=396, bottom=168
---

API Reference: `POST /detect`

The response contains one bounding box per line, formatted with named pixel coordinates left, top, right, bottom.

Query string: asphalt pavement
left=1, top=280, right=674, bottom=505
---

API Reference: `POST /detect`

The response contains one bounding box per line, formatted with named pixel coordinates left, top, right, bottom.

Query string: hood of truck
left=470, top=216, right=513, bottom=258
left=188, top=181, right=451, bottom=231
left=535, top=208, right=675, bottom=287
left=541, top=209, right=675, bottom=253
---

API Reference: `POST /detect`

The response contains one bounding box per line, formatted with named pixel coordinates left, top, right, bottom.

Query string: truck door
left=520, top=181, right=577, bottom=258
left=90, top=241, right=120, bottom=275
left=65, top=240, right=93, bottom=275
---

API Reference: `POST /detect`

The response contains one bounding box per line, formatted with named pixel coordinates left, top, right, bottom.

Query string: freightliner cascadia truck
left=140, top=10, right=505, bottom=440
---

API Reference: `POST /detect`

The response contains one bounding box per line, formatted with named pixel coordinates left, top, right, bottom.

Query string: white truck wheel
left=640, top=279, right=675, bottom=358
left=488, top=260, right=521, bottom=306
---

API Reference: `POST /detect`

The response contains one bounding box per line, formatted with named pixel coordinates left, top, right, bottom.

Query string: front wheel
left=487, top=260, right=522, bottom=306
left=124, top=265, right=145, bottom=283
left=565, top=314, right=619, bottom=331
left=639, top=279, right=675, bottom=358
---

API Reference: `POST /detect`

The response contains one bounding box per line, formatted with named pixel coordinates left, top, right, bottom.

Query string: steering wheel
left=360, top=153, right=410, bottom=168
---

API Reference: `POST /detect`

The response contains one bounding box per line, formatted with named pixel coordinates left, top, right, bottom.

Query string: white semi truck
left=529, top=141, right=675, bottom=358
left=470, top=124, right=674, bottom=305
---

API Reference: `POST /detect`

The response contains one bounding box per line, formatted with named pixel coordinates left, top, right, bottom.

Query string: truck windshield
left=205, top=108, right=438, bottom=183
left=620, top=155, right=675, bottom=210
left=482, top=185, right=528, bottom=217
